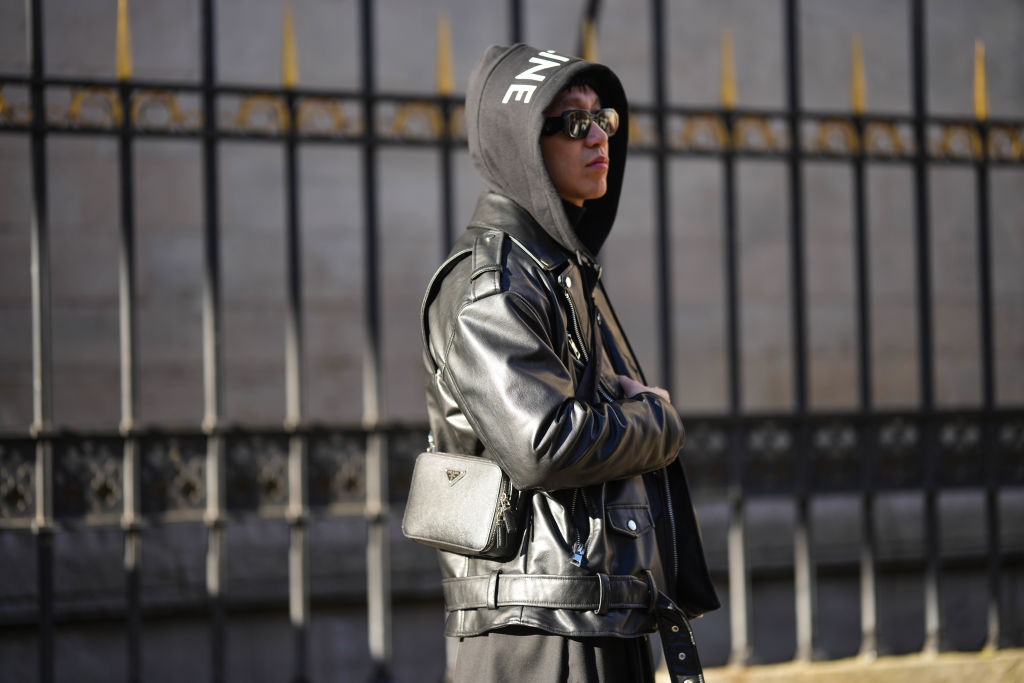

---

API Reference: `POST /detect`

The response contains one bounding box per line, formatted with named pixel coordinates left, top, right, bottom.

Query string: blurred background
left=0, top=0, right=1022, bottom=681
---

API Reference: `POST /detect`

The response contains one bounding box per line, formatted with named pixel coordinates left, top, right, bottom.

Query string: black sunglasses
left=541, top=108, right=620, bottom=139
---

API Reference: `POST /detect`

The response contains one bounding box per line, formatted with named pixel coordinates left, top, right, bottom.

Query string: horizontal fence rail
left=2, top=77, right=1023, bottom=163
left=1, top=0, right=1023, bottom=681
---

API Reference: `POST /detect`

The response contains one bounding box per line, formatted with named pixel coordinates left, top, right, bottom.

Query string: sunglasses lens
left=595, top=109, right=619, bottom=137
left=565, top=110, right=591, bottom=139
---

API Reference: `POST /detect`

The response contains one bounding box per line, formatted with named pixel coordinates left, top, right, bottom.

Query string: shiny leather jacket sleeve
left=440, top=285, right=685, bottom=493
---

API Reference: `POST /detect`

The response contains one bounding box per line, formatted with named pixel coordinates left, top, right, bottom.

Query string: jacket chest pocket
left=606, top=504, right=654, bottom=539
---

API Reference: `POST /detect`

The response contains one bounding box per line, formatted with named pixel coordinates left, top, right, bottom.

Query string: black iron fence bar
left=720, top=107, right=752, bottom=666
left=25, top=1, right=54, bottom=682
left=3, top=84, right=1022, bottom=166
left=7, top=71, right=1024, bottom=128
left=850, top=110, right=879, bottom=658
left=439, top=97, right=456, bottom=255
left=116, top=61, right=143, bottom=682
left=784, top=0, right=816, bottom=663
left=509, top=0, right=522, bottom=44
left=198, top=0, right=228, bottom=680
left=281, top=79, right=312, bottom=681
left=359, top=1, right=392, bottom=680
left=910, top=0, right=942, bottom=656
left=650, top=0, right=673, bottom=398
left=975, top=124, right=1003, bottom=650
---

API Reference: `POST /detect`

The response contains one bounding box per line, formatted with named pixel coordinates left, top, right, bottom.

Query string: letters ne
left=502, top=50, right=570, bottom=104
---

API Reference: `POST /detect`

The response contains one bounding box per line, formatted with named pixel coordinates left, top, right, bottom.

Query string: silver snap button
left=627, top=519, right=637, bottom=531
left=671, top=625, right=679, bottom=632
left=678, top=652, right=687, bottom=661
left=564, top=276, right=572, bottom=288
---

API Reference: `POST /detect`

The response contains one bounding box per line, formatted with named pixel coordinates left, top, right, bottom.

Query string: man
left=420, top=43, right=719, bottom=682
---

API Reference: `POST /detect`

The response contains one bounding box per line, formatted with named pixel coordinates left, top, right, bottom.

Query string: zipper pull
left=496, top=518, right=507, bottom=549
left=567, top=333, right=582, bottom=360
left=499, top=493, right=517, bottom=538
left=569, top=541, right=586, bottom=567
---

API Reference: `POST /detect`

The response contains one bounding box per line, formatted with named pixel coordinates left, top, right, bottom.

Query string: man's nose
left=585, top=122, right=608, bottom=145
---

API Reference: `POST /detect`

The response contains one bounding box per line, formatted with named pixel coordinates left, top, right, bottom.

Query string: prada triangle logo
left=446, top=469, right=466, bottom=486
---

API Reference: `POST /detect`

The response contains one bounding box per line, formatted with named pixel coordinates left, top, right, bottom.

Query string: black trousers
left=451, top=627, right=656, bottom=683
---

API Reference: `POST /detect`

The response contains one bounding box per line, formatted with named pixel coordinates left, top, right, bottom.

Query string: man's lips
left=586, top=155, right=609, bottom=169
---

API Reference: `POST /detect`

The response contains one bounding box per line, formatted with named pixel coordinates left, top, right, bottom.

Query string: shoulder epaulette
left=469, top=230, right=505, bottom=301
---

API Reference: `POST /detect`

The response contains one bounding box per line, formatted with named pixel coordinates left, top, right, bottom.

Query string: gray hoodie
left=465, top=43, right=629, bottom=258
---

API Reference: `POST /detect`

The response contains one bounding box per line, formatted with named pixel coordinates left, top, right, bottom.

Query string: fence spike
left=282, top=3, right=300, bottom=89
left=851, top=34, right=866, bottom=115
left=974, top=40, right=988, bottom=122
left=721, top=28, right=737, bottom=110
left=116, top=0, right=133, bottom=81
left=582, top=18, right=599, bottom=62
left=437, top=12, right=454, bottom=96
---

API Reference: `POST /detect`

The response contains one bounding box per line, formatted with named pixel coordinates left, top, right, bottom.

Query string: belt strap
left=443, top=573, right=705, bottom=681
left=442, top=573, right=652, bottom=612
left=655, top=591, right=706, bottom=683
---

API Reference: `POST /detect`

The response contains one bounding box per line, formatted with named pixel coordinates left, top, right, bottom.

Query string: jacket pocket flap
left=606, top=505, right=653, bottom=538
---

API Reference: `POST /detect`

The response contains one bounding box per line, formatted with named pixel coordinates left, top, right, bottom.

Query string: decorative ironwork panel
left=294, top=95, right=363, bottom=138
left=378, top=100, right=465, bottom=142
left=873, top=416, right=924, bottom=489
left=809, top=420, right=862, bottom=492
left=0, top=84, right=31, bottom=126
left=387, top=429, right=428, bottom=504
left=997, top=417, right=1024, bottom=485
left=132, top=89, right=201, bottom=133
left=668, top=113, right=729, bottom=153
left=46, top=86, right=124, bottom=131
left=308, top=431, right=366, bottom=508
left=219, top=91, right=292, bottom=136
left=53, top=437, right=123, bottom=520
left=863, top=119, right=915, bottom=158
left=140, top=435, right=206, bottom=516
left=731, top=114, right=787, bottom=154
left=986, top=124, right=1024, bottom=162
left=935, top=416, right=985, bottom=488
left=626, top=110, right=658, bottom=151
left=744, top=419, right=797, bottom=494
left=0, top=439, right=35, bottom=523
left=225, top=433, right=290, bottom=513
left=680, top=420, right=729, bottom=491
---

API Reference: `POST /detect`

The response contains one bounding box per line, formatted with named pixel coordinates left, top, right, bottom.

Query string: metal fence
left=1, top=0, right=1023, bottom=681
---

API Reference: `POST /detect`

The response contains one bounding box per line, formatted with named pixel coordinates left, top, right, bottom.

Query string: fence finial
left=851, top=34, right=866, bottom=115
left=437, top=12, right=454, bottom=96
left=116, top=0, right=133, bottom=81
left=720, top=28, right=737, bottom=110
left=582, top=18, right=599, bottom=62
left=974, top=40, right=988, bottom=121
left=282, top=3, right=300, bottom=88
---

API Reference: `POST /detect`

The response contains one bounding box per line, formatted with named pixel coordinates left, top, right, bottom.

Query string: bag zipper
left=493, top=477, right=517, bottom=551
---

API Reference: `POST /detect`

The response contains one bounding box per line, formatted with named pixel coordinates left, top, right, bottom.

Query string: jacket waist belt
left=442, top=571, right=657, bottom=615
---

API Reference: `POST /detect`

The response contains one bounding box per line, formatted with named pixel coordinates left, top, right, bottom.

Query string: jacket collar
left=467, top=192, right=570, bottom=271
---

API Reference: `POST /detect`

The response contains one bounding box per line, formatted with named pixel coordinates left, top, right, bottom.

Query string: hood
left=465, top=43, right=629, bottom=258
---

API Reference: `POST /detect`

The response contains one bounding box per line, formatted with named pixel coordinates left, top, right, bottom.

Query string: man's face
left=541, top=85, right=610, bottom=207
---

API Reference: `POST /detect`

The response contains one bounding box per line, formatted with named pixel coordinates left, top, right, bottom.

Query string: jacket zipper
left=568, top=488, right=592, bottom=567
left=662, top=469, right=679, bottom=583
left=561, top=282, right=615, bottom=403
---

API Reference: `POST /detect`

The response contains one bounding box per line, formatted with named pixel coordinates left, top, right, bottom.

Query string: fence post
left=27, top=1, right=55, bottom=681
left=360, top=1, right=392, bottom=679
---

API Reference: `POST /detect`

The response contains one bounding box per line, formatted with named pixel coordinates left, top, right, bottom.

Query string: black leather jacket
left=423, top=193, right=719, bottom=638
